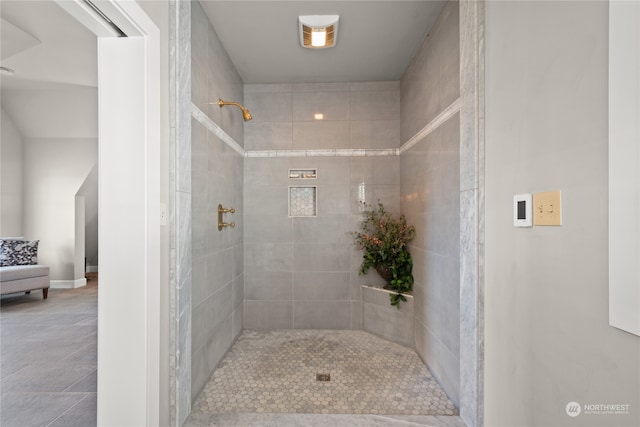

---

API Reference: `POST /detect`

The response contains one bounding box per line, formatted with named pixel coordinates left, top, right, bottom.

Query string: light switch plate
left=533, top=191, right=562, bottom=226
left=514, top=194, right=532, bottom=227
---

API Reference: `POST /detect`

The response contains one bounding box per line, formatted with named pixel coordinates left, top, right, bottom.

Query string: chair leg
left=43, top=288, right=48, bottom=299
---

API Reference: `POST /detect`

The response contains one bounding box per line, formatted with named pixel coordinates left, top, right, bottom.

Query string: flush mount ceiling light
left=299, top=15, right=339, bottom=49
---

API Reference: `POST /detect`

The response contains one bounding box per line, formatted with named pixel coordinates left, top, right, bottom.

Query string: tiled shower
left=180, top=0, right=461, bottom=424
left=243, top=81, right=402, bottom=331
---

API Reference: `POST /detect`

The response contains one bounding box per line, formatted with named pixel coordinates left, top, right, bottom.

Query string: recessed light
left=314, top=113, right=324, bottom=120
left=299, top=15, right=339, bottom=49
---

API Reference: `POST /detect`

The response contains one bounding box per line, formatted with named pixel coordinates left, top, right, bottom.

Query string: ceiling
left=200, top=1, right=447, bottom=83
left=0, top=0, right=446, bottom=138
left=0, top=0, right=97, bottom=90
left=0, top=0, right=97, bottom=139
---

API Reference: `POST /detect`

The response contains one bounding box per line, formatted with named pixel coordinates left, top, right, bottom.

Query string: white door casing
left=54, top=1, right=161, bottom=424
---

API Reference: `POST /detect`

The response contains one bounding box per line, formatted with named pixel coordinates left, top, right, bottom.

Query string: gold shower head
left=218, top=99, right=252, bottom=121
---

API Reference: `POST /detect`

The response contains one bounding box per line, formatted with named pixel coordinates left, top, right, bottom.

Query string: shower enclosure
left=170, top=1, right=484, bottom=426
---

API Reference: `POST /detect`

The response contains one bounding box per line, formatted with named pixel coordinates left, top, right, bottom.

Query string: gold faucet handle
left=218, top=204, right=235, bottom=214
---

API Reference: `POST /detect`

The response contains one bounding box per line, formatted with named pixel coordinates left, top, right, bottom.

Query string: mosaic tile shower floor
left=191, top=330, right=458, bottom=417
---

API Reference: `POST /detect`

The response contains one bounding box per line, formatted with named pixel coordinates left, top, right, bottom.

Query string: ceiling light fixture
left=299, top=15, right=339, bottom=49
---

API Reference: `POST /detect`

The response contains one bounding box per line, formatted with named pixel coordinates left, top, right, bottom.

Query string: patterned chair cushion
left=0, top=239, right=40, bottom=267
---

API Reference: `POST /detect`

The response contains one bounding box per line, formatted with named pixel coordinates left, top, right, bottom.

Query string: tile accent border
left=246, top=148, right=399, bottom=158
left=459, top=1, right=485, bottom=427
left=170, top=1, right=193, bottom=426
left=191, top=104, right=245, bottom=156
left=399, top=98, right=462, bottom=154
left=190, top=100, right=460, bottom=159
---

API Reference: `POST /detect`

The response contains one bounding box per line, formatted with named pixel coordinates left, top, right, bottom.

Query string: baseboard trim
left=86, top=265, right=99, bottom=273
left=50, top=278, right=87, bottom=289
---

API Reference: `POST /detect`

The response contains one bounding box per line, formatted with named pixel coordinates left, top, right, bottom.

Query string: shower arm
left=218, top=99, right=242, bottom=109
left=218, top=99, right=252, bottom=121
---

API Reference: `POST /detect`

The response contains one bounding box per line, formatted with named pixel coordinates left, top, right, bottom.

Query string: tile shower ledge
left=361, top=285, right=414, bottom=348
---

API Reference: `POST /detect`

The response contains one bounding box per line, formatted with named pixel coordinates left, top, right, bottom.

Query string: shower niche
left=289, top=169, right=317, bottom=217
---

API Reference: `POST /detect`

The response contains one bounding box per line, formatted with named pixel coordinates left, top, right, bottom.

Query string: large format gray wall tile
left=351, top=120, right=401, bottom=149
left=292, top=121, right=350, bottom=150
left=401, top=1, right=460, bottom=143
left=350, top=90, right=400, bottom=121
left=190, top=0, right=244, bottom=405
left=293, top=301, right=351, bottom=329
left=244, top=300, right=293, bottom=329
left=293, top=243, right=352, bottom=272
left=244, top=92, right=292, bottom=123
left=245, top=123, right=293, bottom=151
left=400, top=0, right=461, bottom=406
left=245, top=271, right=293, bottom=300
left=293, top=91, right=350, bottom=121
left=243, top=214, right=293, bottom=244
left=293, top=216, right=352, bottom=244
left=363, top=300, right=414, bottom=348
left=293, top=271, right=350, bottom=300
left=244, top=243, right=293, bottom=272
left=350, top=157, right=401, bottom=186
left=242, top=84, right=401, bottom=330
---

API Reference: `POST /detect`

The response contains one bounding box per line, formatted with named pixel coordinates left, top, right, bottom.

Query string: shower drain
left=316, top=373, right=331, bottom=382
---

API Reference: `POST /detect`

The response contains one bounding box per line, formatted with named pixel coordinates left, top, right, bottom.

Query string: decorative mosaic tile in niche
left=289, top=186, right=317, bottom=217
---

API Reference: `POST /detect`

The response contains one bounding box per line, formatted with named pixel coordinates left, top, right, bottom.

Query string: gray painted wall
left=2, top=82, right=98, bottom=283
left=0, top=108, right=23, bottom=236
left=22, top=137, right=97, bottom=281
left=76, top=165, right=98, bottom=268
left=400, top=0, right=461, bottom=406
left=485, top=1, right=640, bottom=425
left=190, top=0, right=245, bottom=402
left=0, top=106, right=98, bottom=280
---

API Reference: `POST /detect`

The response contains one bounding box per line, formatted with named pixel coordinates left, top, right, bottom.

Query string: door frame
left=54, top=1, right=161, bottom=424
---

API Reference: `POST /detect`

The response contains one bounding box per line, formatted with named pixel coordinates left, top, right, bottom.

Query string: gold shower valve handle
left=218, top=205, right=235, bottom=214
left=217, top=204, right=236, bottom=231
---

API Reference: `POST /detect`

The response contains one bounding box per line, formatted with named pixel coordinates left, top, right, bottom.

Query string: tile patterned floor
left=191, top=330, right=459, bottom=418
left=0, top=278, right=97, bottom=427
left=2, top=280, right=463, bottom=427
